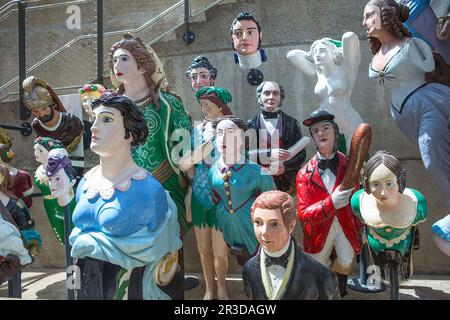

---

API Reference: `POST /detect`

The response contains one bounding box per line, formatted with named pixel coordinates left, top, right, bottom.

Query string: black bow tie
left=265, top=243, right=291, bottom=268
left=261, top=110, right=279, bottom=119
left=317, top=154, right=339, bottom=176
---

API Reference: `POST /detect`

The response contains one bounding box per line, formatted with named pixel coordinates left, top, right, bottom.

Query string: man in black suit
left=247, top=81, right=306, bottom=193
left=243, top=190, right=339, bottom=300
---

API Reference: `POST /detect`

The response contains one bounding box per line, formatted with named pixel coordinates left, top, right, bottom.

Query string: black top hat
left=302, top=109, right=335, bottom=127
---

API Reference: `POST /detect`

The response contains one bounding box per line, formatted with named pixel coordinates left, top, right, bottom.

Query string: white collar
left=317, top=152, right=336, bottom=160
left=82, top=165, right=149, bottom=200
left=264, top=239, right=291, bottom=258
left=236, top=51, right=263, bottom=69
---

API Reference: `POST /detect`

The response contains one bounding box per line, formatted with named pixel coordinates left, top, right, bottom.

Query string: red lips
left=116, top=72, right=123, bottom=77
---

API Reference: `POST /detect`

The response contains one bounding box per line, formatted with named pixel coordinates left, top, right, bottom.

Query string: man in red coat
left=296, top=109, right=361, bottom=297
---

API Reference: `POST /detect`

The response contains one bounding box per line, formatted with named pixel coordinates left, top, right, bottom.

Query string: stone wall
left=0, top=0, right=448, bottom=274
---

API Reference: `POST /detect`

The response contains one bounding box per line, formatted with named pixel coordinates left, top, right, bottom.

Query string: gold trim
left=151, top=159, right=175, bottom=184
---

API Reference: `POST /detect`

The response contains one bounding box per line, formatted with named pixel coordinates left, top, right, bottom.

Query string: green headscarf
left=195, top=86, right=232, bottom=105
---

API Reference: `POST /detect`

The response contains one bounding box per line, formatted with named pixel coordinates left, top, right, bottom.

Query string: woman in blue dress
left=179, top=86, right=232, bottom=300
left=68, top=94, right=182, bottom=300
left=209, top=116, right=275, bottom=265
left=363, top=0, right=450, bottom=211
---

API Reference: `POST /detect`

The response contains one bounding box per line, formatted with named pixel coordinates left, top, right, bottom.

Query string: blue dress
left=209, top=159, right=275, bottom=255
left=369, top=37, right=450, bottom=210
left=70, top=166, right=182, bottom=299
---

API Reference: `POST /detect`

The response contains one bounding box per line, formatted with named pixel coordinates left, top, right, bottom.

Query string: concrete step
left=1, top=270, right=449, bottom=300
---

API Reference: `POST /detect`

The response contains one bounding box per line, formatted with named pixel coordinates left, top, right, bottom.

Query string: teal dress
left=191, top=123, right=219, bottom=229
left=209, top=159, right=275, bottom=255
left=351, top=188, right=427, bottom=256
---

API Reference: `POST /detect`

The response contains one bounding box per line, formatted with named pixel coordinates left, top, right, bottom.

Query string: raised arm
left=287, top=49, right=317, bottom=78
left=342, top=31, right=361, bottom=83
left=342, top=31, right=361, bottom=68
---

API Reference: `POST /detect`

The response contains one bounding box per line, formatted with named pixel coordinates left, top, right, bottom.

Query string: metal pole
left=96, top=0, right=103, bottom=85
left=359, top=244, right=367, bottom=284
left=8, top=271, right=21, bottom=298
left=18, top=1, right=29, bottom=120
left=64, top=204, right=74, bottom=300
left=183, top=0, right=195, bottom=44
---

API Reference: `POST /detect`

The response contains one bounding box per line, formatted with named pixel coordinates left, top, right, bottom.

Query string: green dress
left=34, top=170, right=76, bottom=245
left=132, top=91, right=192, bottom=235
left=351, top=188, right=427, bottom=256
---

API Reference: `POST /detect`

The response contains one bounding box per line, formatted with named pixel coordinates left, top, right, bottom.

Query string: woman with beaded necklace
left=209, top=116, right=275, bottom=266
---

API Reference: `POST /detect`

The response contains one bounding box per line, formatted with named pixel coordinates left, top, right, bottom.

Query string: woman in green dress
left=179, top=87, right=232, bottom=300
left=351, top=151, right=427, bottom=277
left=109, top=33, right=192, bottom=236
left=34, top=137, right=75, bottom=244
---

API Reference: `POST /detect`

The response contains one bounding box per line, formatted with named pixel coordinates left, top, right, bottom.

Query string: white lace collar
left=82, top=165, right=148, bottom=200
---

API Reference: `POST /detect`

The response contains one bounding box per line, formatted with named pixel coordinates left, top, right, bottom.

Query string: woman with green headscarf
left=179, top=86, right=232, bottom=300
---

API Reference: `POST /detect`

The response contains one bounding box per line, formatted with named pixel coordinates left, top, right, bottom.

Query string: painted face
left=48, top=168, right=72, bottom=199
left=32, top=106, right=54, bottom=123
left=34, top=144, right=49, bottom=164
left=363, top=4, right=382, bottom=37
left=311, top=121, right=335, bottom=158
left=112, top=48, right=143, bottom=84
left=215, top=119, right=244, bottom=163
left=80, top=91, right=101, bottom=117
left=313, top=43, right=333, bottom=66
left=260, top=82, right=281, bottom=111
left=189, top=67, right=213, bottom=92
left=90, top=105, right=130, bottom=157
left=199, top=99, right=223, bottom=121
left=253, top=208, right=293, bottom=253
left=369, top=164, right=400, bottom=206
left=232, top=19, right=260, bottom=56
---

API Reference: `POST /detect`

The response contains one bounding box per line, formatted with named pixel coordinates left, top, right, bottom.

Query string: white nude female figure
left=287, top=32, right=364, bottom=152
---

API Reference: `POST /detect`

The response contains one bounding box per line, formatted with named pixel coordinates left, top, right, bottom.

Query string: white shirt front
left=317, top=152, right=336, bottom=193
left=263, top=240, right=291, bottom=293
left=262, top=117, right=279, bottom=136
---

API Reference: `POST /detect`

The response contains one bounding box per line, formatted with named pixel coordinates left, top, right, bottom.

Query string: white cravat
left=263, top=240, right=291, bottom=293
left=317, top=152, right=336, bottom=194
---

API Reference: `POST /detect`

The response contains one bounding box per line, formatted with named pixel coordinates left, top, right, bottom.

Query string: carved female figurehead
left=212, top=116, right=247, bottom=166
left=46, top=149, right=76, bottom=207
left=310, top=38, right=343, bottom=69
left=79, top=84, right=106, bottom=120
left=195, top=86, right=233, bottom=121
left=361, top=151, right=418, bottom=226
left=109, top=33, right=180, bottom=109
left=33, top=137, right=64, bottom=165
left=363, top=0, right=411, bottom=55
left=185, top=56, right=217, bottom=92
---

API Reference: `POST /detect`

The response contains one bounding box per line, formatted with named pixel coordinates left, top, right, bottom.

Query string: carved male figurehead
left=23, top=76, right=65, bottom=126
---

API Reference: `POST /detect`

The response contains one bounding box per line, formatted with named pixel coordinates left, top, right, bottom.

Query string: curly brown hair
left=366, top=0, right=411, bottom=54
left=109, top=33, right=160, bottom=110
left=251, top=190, right=296, bottom=229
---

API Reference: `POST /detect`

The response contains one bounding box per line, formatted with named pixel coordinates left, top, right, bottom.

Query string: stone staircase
left=0, top=0, right=236, bottom=103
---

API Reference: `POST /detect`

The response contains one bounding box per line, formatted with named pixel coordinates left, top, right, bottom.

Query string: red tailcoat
left=296, top=152, right=361, bottom=254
